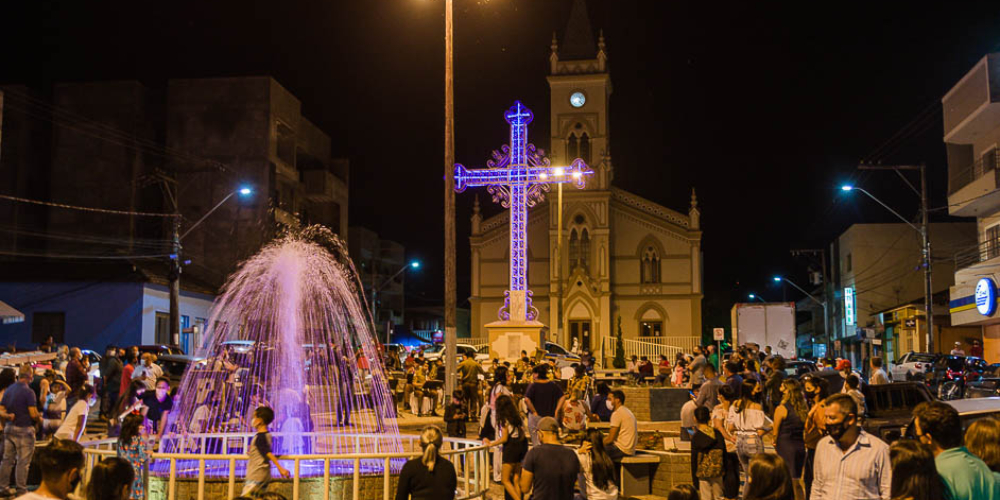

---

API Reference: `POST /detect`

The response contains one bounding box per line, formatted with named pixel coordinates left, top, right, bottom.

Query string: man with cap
left=520, top=416, right=579, bottom=500
left=950, top=342, right=966, bottom=356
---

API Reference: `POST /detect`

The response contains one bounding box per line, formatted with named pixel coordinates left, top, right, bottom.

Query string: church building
left=468, top=1, right=704, bottom=356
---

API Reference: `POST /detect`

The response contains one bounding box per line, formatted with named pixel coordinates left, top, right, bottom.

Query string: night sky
left=4, top=1, right=1000, bottom=329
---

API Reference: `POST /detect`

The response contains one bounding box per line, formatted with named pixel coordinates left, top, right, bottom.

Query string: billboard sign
left=844, top=287, right=856, bottom=326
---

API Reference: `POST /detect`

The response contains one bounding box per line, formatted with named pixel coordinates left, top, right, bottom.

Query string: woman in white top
left=42, top=379, right=71, bottom=437
left=726, top=379, right=772, bottom=500
left=576, top=428, right=619, bottom=500
left=488, top=366, right=513, bottom=483
left=55, top=384, right=96, bottom=442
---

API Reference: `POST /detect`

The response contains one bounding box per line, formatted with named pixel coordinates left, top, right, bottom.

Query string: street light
left=841, top=183, right=933, bottom=352
left=373, top=260, right=422, bottom=345
left=170, top=185, right=254, bottom=345
left=748, top=293, right=766, bottom=303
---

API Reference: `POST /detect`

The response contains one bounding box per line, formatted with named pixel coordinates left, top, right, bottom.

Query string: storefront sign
left=845, top=287, right=856, bottom=326
left=975, top=277, right=997, bottom=316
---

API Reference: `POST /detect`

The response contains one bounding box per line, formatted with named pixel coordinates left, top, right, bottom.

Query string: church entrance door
left=569, top=320, right=592, bottom=353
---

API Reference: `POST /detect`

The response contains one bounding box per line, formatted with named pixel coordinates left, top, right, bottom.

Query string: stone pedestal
left=485, top=320, right=546, bottom=361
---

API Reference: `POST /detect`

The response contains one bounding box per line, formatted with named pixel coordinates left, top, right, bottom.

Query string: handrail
left=80, top=433, right=493, bottom=500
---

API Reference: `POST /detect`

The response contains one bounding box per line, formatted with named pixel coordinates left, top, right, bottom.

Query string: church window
left=640, top=321, right=663, bottom=337
left=569, top=229, right=579, bottom=270
left=641, top=246, right=660, bottom=283
left=567, top=134, right=579, bottom=160
left=580, top=133, right=591, bottom=164
left=580, top=229, right=591, bottom=272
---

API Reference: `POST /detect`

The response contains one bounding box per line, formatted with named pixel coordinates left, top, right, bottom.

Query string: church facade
left=468, top=3, right=703, bottom=355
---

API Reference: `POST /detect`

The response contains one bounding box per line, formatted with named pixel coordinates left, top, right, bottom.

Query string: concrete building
left=348, top=226, right=406, bottom=342
left=828, top=223, right=975, bottom=365
left=944, top=53, right=1000, bottom=362
left=469, top=1, right=703, bottom=358
left=0, top=78, right=349, bottom=352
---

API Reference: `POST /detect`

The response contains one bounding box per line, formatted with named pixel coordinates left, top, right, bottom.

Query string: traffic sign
left=713, top=328, right=725, bottom=341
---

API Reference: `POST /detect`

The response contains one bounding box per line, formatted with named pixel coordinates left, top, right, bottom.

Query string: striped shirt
left=811, top=430, right=891, bottom=500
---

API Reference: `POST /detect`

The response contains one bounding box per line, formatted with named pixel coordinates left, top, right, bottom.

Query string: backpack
left=697, top=448, right=724, bottom=479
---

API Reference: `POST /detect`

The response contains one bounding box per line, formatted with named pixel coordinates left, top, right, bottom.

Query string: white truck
left=730, top=302, right=797, bottom=359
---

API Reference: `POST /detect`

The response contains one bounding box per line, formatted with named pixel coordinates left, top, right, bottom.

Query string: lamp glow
left=554, top=167, right=565, bottom=176
left=748, top=293, right=756, bottom=299
left=539, top=173, right=548, bottom=180
left=773, top=276, right=782, bottom=282
left=841, top=185, right=853, bottom=192
left=410, top=261, right=421, bottom=269
left=238, top=187, right=253, bottom=196
left=572, top=171, right=582, bottom=179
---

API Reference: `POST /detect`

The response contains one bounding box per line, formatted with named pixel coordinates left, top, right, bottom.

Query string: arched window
left=579, top=133, right=591, bottom=164
left=580, top=229, right=591, bottom=272
left=569, top=229, right=579, bottom=270
left=567, top=134, right=579, bottom=160
left=641, top=246, right=660, bottom=283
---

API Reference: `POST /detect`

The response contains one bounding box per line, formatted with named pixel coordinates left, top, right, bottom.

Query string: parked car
left=784, top=360, right=817, bottom=378
left=965, top=377, right=1000, bottom=399
left=421, top=343, right=482, bottom=363
left=135, top=344, right=185, bottom=357
left=540, top=342, right=582, bottom=369
left=156, top=354, right=205, bottom=386
left=863, top=381, right=935, bottom=443
left=890, top=352, right=938, bottom=381
left=901, top=397, right=1000, bottom=439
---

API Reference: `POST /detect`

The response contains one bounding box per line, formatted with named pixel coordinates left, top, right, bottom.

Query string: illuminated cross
left=455, top=101, right=592, bottom=323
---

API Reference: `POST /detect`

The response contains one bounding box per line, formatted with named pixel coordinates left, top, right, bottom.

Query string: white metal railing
left=80, top=432, right=493, bottom=500
left=601, top=336, right=700, bottom=364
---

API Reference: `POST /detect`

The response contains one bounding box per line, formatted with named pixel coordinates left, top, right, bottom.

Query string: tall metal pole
left=169, top=217, right=181, bottom=346
left=443, top=0, right=457, bottom=398
left=556, top=182, right=563, bottom=346
left=921, top=164, right=934, bottom=352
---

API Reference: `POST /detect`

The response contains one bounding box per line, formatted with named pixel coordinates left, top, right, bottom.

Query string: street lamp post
left=169, top=186, right=253, bottom=345
left=748, top=293, right=766, bottom=303
left=842, top=183, right=934, bottom=353
left=442, top=0, right=458, bottom=400
left=372, top=261, right=421, bottom=345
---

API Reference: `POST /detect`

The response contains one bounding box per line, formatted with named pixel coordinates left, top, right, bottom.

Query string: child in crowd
left=443, top=390, right=467, bottom=438
left=242, top=406, right=291, bottom=497
left=117, top=414, right=149, bottom=500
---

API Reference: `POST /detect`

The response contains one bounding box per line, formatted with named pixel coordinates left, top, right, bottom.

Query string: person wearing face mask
left=912, top=401, right=999, bottom=500
left=810, top=394, right=891, bottom=500
left=602, top=390, right=637, bottom=487
left=54, top=384, right=96, bottom=442
left=141, top=378, right=173, bottom=441
left=14, top=438, right=85, bottom=500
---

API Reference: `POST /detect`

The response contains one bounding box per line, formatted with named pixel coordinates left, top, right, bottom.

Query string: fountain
left=80, top=227, right=490, bottom=500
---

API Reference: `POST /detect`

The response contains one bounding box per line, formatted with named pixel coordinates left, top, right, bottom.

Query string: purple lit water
left=160, top=227, right=403, bottom=475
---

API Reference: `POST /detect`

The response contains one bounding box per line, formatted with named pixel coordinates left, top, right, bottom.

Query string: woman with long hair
left=109, top=379, right=147, bottom=437
left=889, top=439, right=946, bottom=500
left=727, top=379, right=772, bottom=500
left=577, top=428, right=619, bottom=500
left=86, top=456, right=134, bottom=500
left=772, top=379, right=807, bottom=500
left=964, top=417, right=1000, bottom=473
left=486, top=395, right=528, bottom=500
left=801, top=375, right=829, bottom=499
left=487, top=366, right=513, bottom=482
left=396, top=426, right=457, bottom=500
left=117, top=414, right=148, bottom=500
left=745, top=453, right=793, bottom=500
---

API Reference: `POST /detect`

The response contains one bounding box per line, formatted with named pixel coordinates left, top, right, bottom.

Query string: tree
left=613, top=316, right=626, bottom=369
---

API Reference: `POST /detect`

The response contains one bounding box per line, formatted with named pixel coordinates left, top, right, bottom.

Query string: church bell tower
left=547, top=0, right=612, bottom=190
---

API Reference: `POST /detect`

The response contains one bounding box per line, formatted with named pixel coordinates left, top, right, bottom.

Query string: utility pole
left=857, top=164, right=934, bottom=353
left=443, top=0, right=457, bottom=398
left=169, top=217, right=182, bottom=346
left=791, top=248, right=831, bottom=355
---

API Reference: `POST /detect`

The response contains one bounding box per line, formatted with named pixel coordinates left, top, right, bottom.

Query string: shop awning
left=0, top=300, right=24, bottom=324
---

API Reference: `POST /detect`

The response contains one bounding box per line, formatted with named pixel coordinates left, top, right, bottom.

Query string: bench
left=620, top=454, right=660, bottom=497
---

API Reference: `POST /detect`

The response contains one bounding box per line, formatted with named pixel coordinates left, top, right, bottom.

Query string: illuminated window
left=640, top=321, right=663, bottom=336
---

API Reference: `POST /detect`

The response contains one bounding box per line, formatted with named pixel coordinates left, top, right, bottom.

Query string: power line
left=0, top=250, right=171, bottom=260
left=0, top=193, right=178, bottom=217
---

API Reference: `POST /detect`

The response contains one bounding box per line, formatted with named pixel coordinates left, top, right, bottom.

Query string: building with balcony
left=945, top=53, right=1000, bottom=362
left=828, top=223, right=975, bottom=366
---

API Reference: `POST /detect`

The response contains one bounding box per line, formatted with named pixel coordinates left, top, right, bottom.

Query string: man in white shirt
left=811, top=393, right=891, bottom=500
left=602, top=389, right=637, bottom=486
left=869, top=357, right=890, bottom=385
left=950, top=342, right=966, bottom=356
left=132, top=353, right=158, bottom=390
left=679, top=384, right=700, bottom=441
